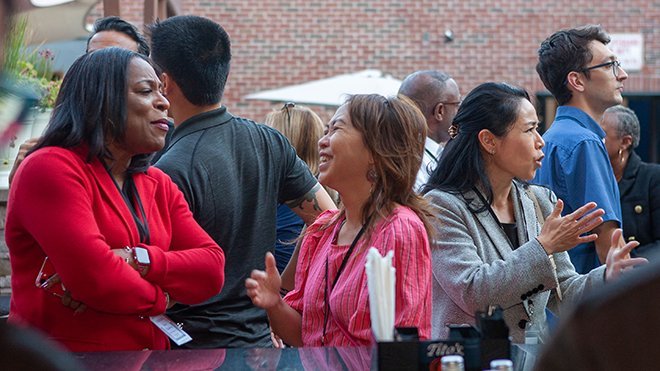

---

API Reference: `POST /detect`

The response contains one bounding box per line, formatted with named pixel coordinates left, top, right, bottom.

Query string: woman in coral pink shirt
left=246, top=94, right=434, bottom=346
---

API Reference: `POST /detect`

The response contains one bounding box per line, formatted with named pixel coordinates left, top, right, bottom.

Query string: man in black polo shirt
left=150, top=15, right=335, bottom=348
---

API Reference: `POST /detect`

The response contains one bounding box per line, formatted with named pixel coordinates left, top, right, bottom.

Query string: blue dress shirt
left=533, top=106, right=622, bottom=273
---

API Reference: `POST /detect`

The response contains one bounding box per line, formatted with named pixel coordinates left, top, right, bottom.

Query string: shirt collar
left=556, top=106, right=606, bottom=139
left=171, top=106, right=231, bottom=140
left=425, top=137, right=440, bottom=154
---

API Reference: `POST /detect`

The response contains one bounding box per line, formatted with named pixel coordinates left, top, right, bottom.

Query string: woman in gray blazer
left=423, top=82, right=645, bottom=342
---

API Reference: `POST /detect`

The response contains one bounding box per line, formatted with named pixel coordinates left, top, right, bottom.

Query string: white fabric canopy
left=19, top=0, right=98, bottom=44
left=245, top=69, right=402, bottom=107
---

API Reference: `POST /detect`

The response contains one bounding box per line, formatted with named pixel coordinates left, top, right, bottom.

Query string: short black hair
left=423, top=82, right=530, bottom=209
left=148, top=15, right=231, bottom=106
left=31, top=47, right=153, bottom=172
left=87, top=16, right=150, bottom=56
left=537, top=24, right=610, bottom=105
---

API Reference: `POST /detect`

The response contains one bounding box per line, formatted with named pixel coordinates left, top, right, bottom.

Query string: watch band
left=133, top=247, right=150, bottom=276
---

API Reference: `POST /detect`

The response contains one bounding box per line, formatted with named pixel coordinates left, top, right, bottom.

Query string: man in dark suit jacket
left=535, top=253, right=660, bottom=370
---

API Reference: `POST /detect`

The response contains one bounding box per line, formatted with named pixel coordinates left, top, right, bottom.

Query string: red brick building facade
left=94, top=0, right=659, bottom=159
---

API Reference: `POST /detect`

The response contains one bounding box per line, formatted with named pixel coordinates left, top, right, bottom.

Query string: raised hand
left=245, top=252, right=283, bottom=310
left=536, top=199, right=605, bottom=254
left=605, top=229, right=647, bottom=282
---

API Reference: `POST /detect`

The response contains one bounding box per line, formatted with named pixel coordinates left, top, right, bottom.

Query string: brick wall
left=91, top=0, right=659, bottom=123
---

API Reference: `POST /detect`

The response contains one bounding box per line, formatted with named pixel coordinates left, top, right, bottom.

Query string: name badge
left=150, top=314, right=192, bottom=346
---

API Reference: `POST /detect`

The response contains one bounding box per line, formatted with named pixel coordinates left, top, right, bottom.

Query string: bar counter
left=74, top=343, right=540, bottom=370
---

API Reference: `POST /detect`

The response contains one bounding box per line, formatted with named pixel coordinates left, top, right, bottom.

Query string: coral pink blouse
left=284, top=207, right=431, bottom=346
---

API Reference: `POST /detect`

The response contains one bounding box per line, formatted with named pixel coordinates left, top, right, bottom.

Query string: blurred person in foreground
left=423, top=82, right=645, bottom=343
left=246, top=94, right=435, bottom=346
left=6, top=47, right=225, bottom=351
left=535, top=255, right=660, bottom=371
left=601, top=105, right=660, bottom=259
left=0, top=0, right=83, bottom=368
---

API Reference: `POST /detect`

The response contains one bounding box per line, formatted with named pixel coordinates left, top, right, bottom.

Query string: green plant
left=3, top=16, right=62, bottom=111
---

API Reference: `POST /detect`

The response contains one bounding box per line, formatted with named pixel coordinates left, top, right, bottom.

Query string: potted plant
left=0, top=16, right=62, bottom=184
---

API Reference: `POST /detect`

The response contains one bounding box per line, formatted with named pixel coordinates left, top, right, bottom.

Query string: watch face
left=135, top=247, right=150, bottom=265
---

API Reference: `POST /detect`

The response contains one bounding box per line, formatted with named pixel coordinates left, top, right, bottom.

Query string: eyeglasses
left=281, top=102, right=295, bottom=125
left=580, top=60, right=622, bottom=78
left=440, top=99, right=462, bottom=106
left=35, top=257, right=66, bottom=299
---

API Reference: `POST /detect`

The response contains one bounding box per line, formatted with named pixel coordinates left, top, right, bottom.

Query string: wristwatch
left=133, top=247, right=151, bottom=276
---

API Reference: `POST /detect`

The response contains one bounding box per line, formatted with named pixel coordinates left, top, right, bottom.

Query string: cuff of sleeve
left=138, top=243, right=167, bottom=285
left=522, top=238, right=558, bottom=287
left=147, top=287, right=169, bottom=316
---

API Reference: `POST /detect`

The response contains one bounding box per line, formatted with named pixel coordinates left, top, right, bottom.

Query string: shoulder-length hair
left=265, top=104, right=324, bottom=175
left=30, top=47, right=153, bottom=173
left=332, top=94, right=436, bottom=238
left=423, top=82, right=531, bottom=209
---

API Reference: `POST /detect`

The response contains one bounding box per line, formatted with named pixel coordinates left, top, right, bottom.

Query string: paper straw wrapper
left=365, top=247, right=395, bottom=341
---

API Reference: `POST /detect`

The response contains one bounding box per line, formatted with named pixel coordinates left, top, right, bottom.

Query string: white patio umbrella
left=244, top=69, right=402, bottom=107
left=18, top=0, right=98, bottom=44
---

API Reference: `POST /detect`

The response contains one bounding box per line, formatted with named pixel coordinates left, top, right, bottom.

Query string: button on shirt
left=533, top=106, right=621, bottom=273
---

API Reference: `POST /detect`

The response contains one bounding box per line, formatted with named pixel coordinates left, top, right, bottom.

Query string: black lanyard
left=107, top=168, right=151, bottom=245
left=322, top=216, right=371, bottom=345
left=424, top=147, right=439, bottom=163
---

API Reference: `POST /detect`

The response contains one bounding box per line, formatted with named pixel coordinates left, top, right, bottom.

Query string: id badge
left=150, top=314, right=192, bottom=346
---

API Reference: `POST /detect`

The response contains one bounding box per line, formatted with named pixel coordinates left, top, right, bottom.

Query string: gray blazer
left=426, top=180, right=606, bottom=342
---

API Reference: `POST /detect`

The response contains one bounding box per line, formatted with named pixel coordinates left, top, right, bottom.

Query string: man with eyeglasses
left=534, top=24, right=629, bottom=273
left=398, top=70, right=461, bottom=191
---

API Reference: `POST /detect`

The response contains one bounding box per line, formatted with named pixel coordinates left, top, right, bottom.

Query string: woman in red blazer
left=5, top=48, right=225, bottom=352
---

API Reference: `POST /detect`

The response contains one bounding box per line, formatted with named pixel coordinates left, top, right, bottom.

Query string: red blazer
left=6, top=146, right=225, bottom=351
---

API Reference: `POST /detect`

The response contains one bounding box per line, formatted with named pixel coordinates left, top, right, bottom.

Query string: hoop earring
left=367, top=168, right=378, bottom=183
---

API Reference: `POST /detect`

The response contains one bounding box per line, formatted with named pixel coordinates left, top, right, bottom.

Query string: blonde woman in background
left=265, top=103, right=331, bottom=275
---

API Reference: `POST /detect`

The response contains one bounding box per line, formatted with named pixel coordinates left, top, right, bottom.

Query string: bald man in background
left=398, top=70, right=461, bottom=191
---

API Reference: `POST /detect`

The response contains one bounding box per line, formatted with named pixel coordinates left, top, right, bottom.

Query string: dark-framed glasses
left=281, top=102, right=296, bottom=125
left=580, top=60, right=622, bottom=78
left=441, top=99, right=462, bottom=106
